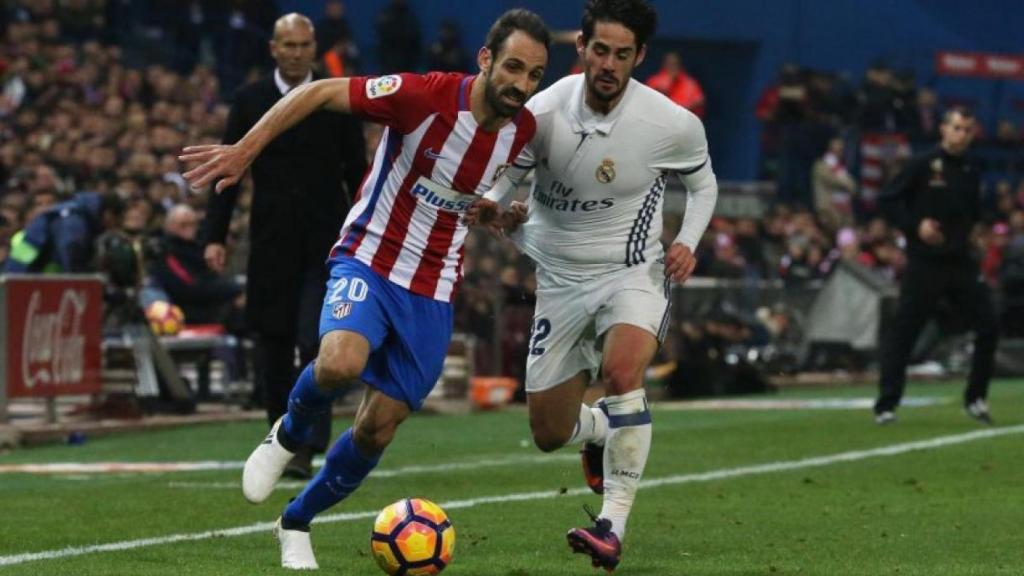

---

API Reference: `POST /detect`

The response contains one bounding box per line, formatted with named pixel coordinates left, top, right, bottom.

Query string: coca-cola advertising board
left=1, top=275, right=103, bottom=399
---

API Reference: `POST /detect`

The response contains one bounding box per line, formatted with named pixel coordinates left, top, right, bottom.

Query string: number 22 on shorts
left=529, top=318, right=551, bottom=356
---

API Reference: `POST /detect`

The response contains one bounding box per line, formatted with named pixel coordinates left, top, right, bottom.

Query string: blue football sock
left=282, top=363, right=335, bottom=446
left=282, top=428, right=380, bottom=527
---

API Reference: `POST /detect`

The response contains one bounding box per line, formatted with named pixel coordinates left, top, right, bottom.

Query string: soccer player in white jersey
left=470, top=0, right=718, bottom=570
left=180, top=10, right=549, bottom=570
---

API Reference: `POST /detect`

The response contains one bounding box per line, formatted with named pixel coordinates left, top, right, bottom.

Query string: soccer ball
left=145, top=301, right=185, bottom=336
left=371, top=498, right=455, bottom=575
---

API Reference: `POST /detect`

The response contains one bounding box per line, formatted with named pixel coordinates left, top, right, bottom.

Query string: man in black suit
left=203, top=13, right=367, bottom=477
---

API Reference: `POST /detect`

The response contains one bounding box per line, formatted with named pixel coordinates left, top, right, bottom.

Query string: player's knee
left=314, top=354, right=363, bottom=392
left=602, top=365, right=642, bottom=397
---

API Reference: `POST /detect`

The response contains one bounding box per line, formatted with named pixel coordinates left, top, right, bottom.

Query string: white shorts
left=524, top=263, right=671, bottom=393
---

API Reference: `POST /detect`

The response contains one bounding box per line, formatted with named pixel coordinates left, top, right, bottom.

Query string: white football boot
left=275, top=517, right=319, bottom=570
left=243, top=416, right=296, bottom=503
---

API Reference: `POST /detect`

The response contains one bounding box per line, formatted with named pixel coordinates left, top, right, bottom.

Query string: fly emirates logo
left=533, top=179, right=614, bottom=212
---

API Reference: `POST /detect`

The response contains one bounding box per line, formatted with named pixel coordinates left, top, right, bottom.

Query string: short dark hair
left=943, top=105, right=975, bottom=124
left=581, top=0, right=658, bottom=49
left=485, top=9, right=551, bottom=59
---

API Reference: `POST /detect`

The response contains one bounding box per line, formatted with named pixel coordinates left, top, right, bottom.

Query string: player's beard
left=484, top=69, right=527, bottom=118
left=585, top=66, right=631, bottom=104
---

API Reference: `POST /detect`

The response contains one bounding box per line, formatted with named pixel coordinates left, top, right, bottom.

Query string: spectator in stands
left=812, top=137, right=856, bottom=231
left=315, top=1, right=352, bottom=59
left=216, top=0, right=277, bottom=95
left=202, top=13, right=367, bottom=479
left=704, top=233, right=747, bottom=279
left=778, top=241, right=816, bottom=285
left=149, top=204, right=242, bottom=325
left=857, top=62, right=902, bottom=132
left=317, top=1, right=360, bottom=77
left=645, top=51, right=705, bottom=117
left=4, top=190, right=124, bottom=273
left=428, top=19, right=470, bottom=73
left=980, top=222, right=1010, bottom=286
left=376, top=0, right=421, bottom=73
left=908, top=87, right=940, bottom=149
left=1001, top=211, right=1024, bottom=335
left=874, top=107, right=998, bottom=424
left=763, top=64, right=812, bottom=205
left=994, top=119, right=1020, bottom=148
left=733, top=217, right=767, bottom=278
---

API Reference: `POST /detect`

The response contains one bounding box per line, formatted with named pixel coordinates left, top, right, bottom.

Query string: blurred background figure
left=202, top=13, right=367, bottom=479
left=148, top=204, right=242, bottom=325
left=375, top=0, right=421, bottom=73
left=317, top=1, right=360, bottom=77
left=645, top=51, right=705, bottom=117
left=427, top=19, right=470, bottom=72
left=4, top=190, right=123, bottom=273
left=812, top=137, right=857, bottom=232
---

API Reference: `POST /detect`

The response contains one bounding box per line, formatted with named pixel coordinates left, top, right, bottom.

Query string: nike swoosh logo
left=424, top=147, right=444, bottom=160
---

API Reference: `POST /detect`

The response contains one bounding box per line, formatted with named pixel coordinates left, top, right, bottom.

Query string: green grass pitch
left=1, top=379, right=1022, bottom=575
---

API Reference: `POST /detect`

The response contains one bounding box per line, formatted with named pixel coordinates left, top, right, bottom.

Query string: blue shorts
left=319, top=257, right=453, bottom=411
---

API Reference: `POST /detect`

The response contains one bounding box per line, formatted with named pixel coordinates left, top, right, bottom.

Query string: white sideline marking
left=0, top=453, right=578, bottom=476
left=2, top=425, right=1022, bottom=568
left=662, top=396, right=947, bottom=411
left=0, top=397, right=945, bottom=476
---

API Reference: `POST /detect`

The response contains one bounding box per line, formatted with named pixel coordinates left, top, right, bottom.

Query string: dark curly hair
left=485, top=9, right=551, bottom=59
left=581, top=0, right=658, bottom=50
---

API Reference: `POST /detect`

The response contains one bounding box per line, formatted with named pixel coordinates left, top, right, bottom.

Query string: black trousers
left=876, top=257, right=999, bottom=413
left=252, top=262, right=330, bottom=452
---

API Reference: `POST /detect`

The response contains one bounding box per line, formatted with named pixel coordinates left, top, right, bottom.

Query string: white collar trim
left=274, top=68, right=313, bottom=95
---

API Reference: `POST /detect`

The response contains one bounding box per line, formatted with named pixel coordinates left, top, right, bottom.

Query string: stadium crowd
left=0, top=0, right=1021, bottom=391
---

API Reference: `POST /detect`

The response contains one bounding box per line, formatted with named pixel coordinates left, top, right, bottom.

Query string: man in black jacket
left=152, top=204, right=242, bottom=324
left=203, top=13, right=367, bottom=477
left=874, top=107, right=998, bottom=424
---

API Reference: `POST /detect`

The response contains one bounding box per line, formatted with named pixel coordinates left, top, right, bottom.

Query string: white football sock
left=567, top=401, right=609, bottom=446
left=599, top=389, right=651, bottom=540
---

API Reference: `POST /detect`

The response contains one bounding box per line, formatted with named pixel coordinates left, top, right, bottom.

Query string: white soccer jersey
left=489, top=74, right=716, bottom=286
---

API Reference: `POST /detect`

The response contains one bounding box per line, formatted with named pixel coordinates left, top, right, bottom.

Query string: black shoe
left=964, top=399, right=993, bottom=425
left=283, top=447, right=314, bottom=479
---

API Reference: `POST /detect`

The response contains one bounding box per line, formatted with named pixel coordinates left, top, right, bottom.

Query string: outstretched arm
left=179, top=78, right=353, bottom=193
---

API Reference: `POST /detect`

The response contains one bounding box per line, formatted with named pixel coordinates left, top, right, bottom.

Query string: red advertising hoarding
left=1, top=275, right=103, bottom=398
left=936, top=51, right=1024, bottom=80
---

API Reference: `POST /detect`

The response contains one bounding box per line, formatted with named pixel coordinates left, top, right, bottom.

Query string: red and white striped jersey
left=330, top=72, right=535, bottom=302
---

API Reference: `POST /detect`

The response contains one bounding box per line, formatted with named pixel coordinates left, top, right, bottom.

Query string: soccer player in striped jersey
left=470, top=0, right=718, bottom=570
left=181, top=10, right=549, bottom=570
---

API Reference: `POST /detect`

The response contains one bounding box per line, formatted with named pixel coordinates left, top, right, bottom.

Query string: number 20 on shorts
left=327, top=276, right=369, bottom=304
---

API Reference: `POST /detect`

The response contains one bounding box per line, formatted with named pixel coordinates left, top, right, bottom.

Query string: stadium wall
left=278, top=0, right=1024, bottom=180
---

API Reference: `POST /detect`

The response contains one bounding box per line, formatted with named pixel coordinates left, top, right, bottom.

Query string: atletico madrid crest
left=332, top=302, right=353, bottom=319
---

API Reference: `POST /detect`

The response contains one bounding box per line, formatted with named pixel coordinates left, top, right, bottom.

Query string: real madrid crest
left=596, top=158, right=616, bottom=184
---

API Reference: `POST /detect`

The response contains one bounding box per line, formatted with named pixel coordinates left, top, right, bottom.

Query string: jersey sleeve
left=348, top=73, right=436, bottom=134
left=484, top=141, right=535, bottom=207
left=651, top=105, right=709, bottom=175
